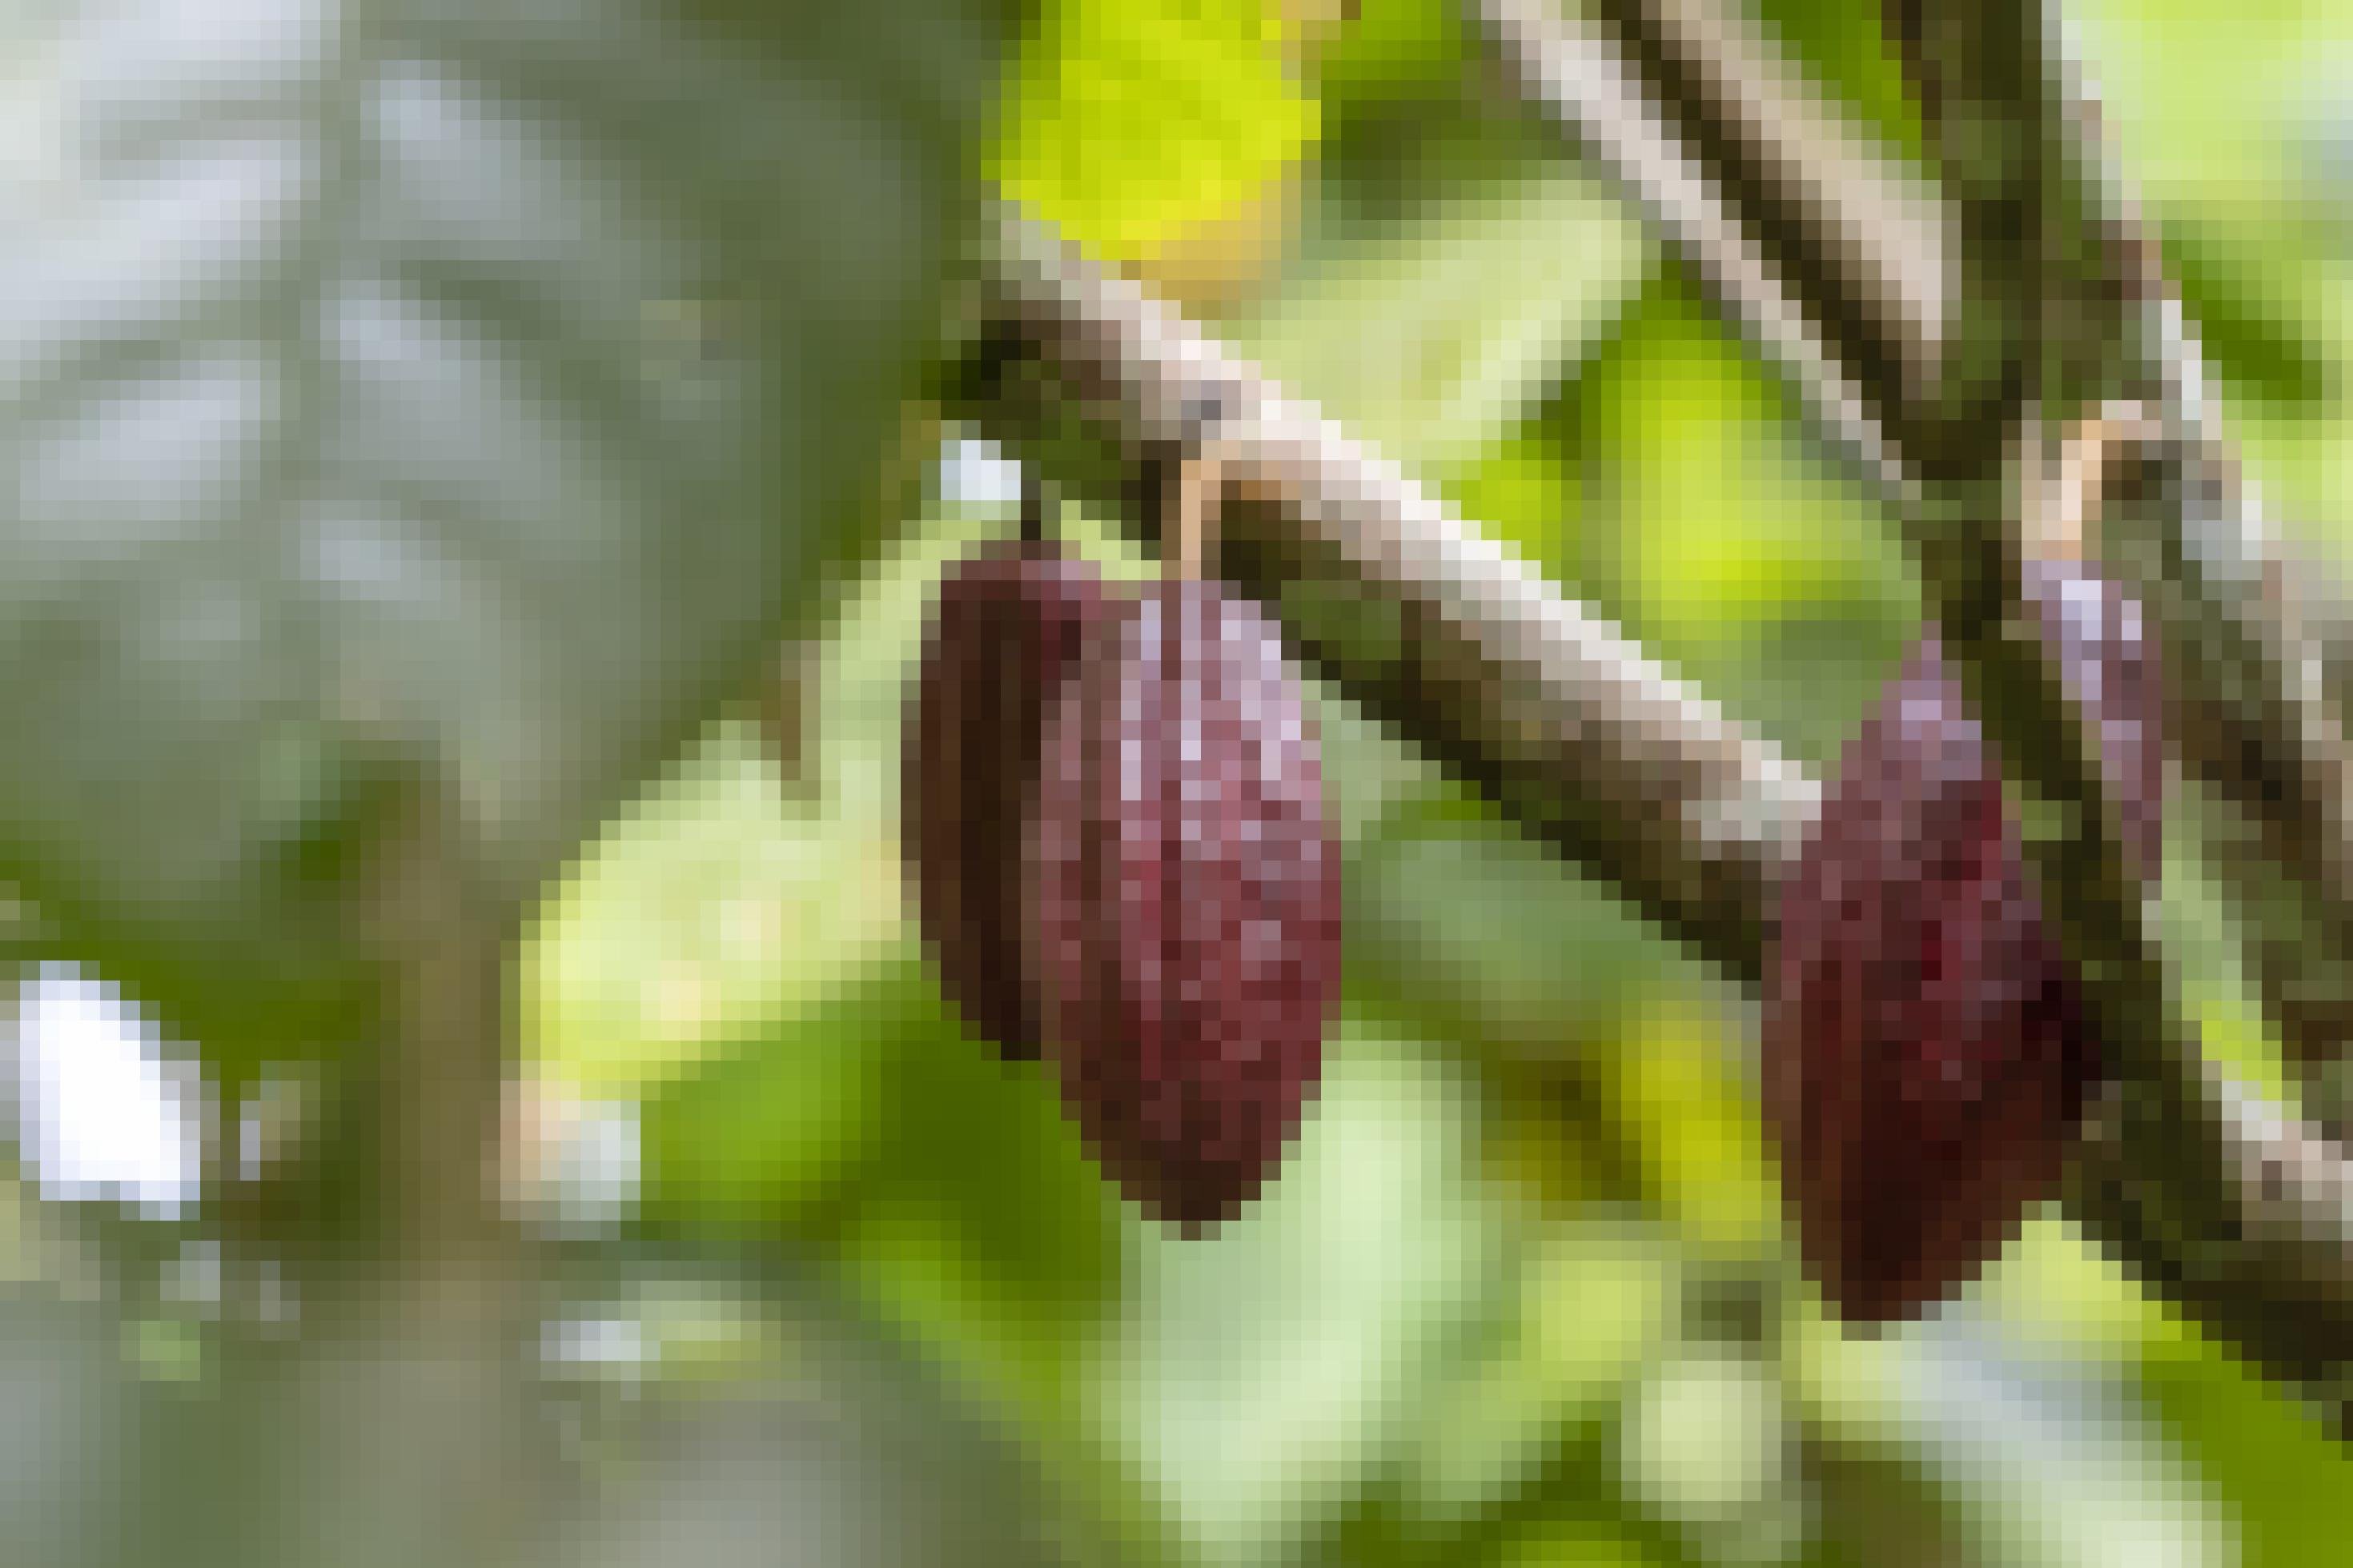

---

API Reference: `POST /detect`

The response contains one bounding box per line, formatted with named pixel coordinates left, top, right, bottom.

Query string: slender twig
left=1471, top=0, right=1912, bottom=504
left=2053, top=62, right=2353, bottom=1081
left=1576, top=0, right=1952, bottom=427
left=958, top=211, right=2353, bottom=1426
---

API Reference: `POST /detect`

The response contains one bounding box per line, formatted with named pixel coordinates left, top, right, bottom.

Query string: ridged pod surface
left=905, top=538, right=1115, bottom=1061
left=1765, top=563, right=2163, bottom=1322
left=1026, top=579, right=1342, bottom=1233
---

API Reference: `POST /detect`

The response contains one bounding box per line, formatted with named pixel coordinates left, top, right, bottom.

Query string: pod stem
left=2027, top=400, right=2160, bottom=563
left=1170, top=428, right=1237, bottom=582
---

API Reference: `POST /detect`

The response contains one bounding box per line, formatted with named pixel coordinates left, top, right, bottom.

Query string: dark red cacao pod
left=1026, top=579, right=1343, bottom=1234
left=905, top=537, right=1117, bottom=1061
left=1764, top=563, right=2162, bottom=1323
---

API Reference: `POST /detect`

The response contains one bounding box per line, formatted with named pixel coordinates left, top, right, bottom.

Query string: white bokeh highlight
left=9, top=962, right=200, bottom=1218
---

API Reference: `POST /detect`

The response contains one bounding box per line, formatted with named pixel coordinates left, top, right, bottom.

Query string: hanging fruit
left=905, top=480, right=1119, bottom=1062
left=1026, top=432, right=1343, bottom=1233
left=1764, top=419, right=2166, bottom=1323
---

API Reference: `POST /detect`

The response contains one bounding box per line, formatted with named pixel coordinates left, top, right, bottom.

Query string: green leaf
left=1101, top=1021, right=1507, bottom=1566
left=2158, top=218, right=2338, bottom=412
left=1877, top=1317, right=2234, bottom=1568
left=1233, top=166, right=1647, bottom=475
left=640, top=938, right=1129, bottom=1438
left=1311, top=0, right=1472, bottom=116
left=0, top=1298, right=137, bottom=1568
left=991, top=0, right=1319, bottom=264
left=637, top=949, right=913, bottom=1241
left=1569, top=271, right=1915, bottom=762
left=833, top=944, right=1129, bottom=1429
left=1619, top=1346, right=1807, bottom=1562
left=1492, top=1518, right=1684, bottom=1568
left=2136, top=1336, right=2353, bottom=1568
left=1579, top=277, right=1901, bottom=644
left=523, top=1289, right=1072, bottom=1568
left=1403, top=1221, right=1684, bottom=1527
left=1606, top=1004, right=1781, bottom=1256
left=528, top=720, right=909, bottom=1099
left=0, top=0, right=1003, bottom=1055
left=131, top=1261, right=1074, bottom=1568
left=1343, top=782, right=1710, bottom=1057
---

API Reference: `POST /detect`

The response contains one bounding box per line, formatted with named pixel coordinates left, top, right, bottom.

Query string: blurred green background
left=6, top=2, right=2353, bottom=1564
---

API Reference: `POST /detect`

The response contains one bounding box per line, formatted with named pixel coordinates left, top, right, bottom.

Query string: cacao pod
left=905, top=537, right=1116, bottom=1061
left=1026, top=579, right=1343, bottom=1233
left=1764, top=564, right=2162, bottom=1322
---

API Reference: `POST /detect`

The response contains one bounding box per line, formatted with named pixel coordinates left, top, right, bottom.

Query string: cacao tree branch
left=1468, top=0, right=1919, bottom=503
left=1477, top=0, right=2353, bottom=1086
left=1888, top=0, right=2353, bottom=1426
left=1484, top=0, right=1952, bottom=447
left=955, top=209, right=2353, bottom=1428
